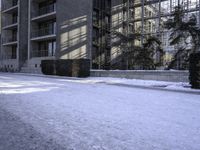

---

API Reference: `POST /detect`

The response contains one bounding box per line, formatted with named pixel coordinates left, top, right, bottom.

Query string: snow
left=0, top=73, right=200, bottom=150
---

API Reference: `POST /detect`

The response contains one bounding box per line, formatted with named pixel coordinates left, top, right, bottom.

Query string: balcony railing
left=2, top=54, right=17, bottom=59
left=3, top=37, right=17, bottom=44
left=2, top=0, right=18, bottom=11
left=3, top=20, right=18, bottom=28
left=12, top=0, right=18, bottom=6
left=34, top=4, right=56, bottom=18
left=32, top=27, right=56, bottom=38
left=31, top=50, right=55, bottom=58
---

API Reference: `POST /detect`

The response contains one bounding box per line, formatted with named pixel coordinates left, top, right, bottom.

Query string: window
left=38, top=40, right=56, bottom=57
left=39, top=20, right=56, bottom=36
left=93, top=10, right=99, bottom=26
left=12, top=13, right=18, bottom=24
left=38, top=0, right=56, bottom=15
left=92, top=0, right=111, bottom=69
left=12, top=30, right=17, bottom=41
left=11, top=46, right=17, bottom=59
left=13, top=0, right=18, bottom=6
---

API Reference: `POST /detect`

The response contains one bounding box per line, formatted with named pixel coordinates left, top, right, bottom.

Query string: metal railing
left=32, top=27, right=56, bottom=38
left=2, top=37, right=17, bottom=44
left=31, top=50, right=55, bottom=58
left=3, top=20, right=18, bottom=28
left=2, top=0, right=18, bottom=11
left=6, top=54, right=17, bottom=59
left=34, top=4, right=56, bottom=18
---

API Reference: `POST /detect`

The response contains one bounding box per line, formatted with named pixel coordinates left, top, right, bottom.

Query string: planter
left=189, top=52, right=200, bottom=89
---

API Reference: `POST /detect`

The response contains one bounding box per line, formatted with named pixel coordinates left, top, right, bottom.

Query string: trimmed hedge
left=41, top=60, right=57, bottom=75
left=56, top=59, right=73, bottom=76
left=189, top=52, right=200, bottom=89
left=72, top=59, right=90, bottom=77
left=41, top=59, right=90, bottom=78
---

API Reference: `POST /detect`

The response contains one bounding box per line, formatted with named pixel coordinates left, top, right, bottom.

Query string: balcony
left=31, top=50, right=55, bottom=58
left=32, top=4, right=56, bottom=22
left=2, top=20, right=18, bottom=30
left=2, top=54, right=17, bottom=60
left=2, top=37, right=18, bottom=46
left=31, top=28, right=56, bottom=41
left=2, top=0, right=18, bottom=13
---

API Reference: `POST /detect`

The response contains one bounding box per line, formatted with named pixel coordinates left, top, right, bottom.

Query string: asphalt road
left=0, top=107, right=67, bottom=150
left=0, top=73, right=200, bottom=150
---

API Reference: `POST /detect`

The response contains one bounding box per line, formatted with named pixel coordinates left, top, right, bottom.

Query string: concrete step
left=20, top=67, right=42, bottom=74
left=22, top=61, right=28, bottom=67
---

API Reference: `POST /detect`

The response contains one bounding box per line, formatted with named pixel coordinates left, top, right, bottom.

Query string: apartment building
left=0, top=0, right=94, bottom=72
left=1, top=0, right=198, bottom=72
left=0, top=0, right=28, bottom=71
left=0, top=0, right=121, bottom=72
left=28, top=0, right=95, bottom=73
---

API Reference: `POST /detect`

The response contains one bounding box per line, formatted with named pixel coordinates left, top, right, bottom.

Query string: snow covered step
left=20, top=67, right=42, bottom=74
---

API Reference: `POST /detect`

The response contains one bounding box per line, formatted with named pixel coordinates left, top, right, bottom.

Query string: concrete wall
left=91, top=70, right=189, bottom=82
left=25, top=0, right=93, bottom=72
left=0, top=0, right=29, bottom=71
left=0, top=59, right=19, bottom=71
left=56, top=0, right=93, bottom=60
left=18, top=0, right=29, bottom=67
left=28, top=56, right=55, bottom=70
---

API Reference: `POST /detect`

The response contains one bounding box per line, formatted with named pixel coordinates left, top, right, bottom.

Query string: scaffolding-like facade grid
left=113, top=0, right=200, bottom=69
left=124, top=0, right=200, bottom=42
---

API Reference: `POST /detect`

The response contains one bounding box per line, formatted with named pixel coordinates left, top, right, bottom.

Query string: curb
left=106, top=83, right=200, bottom=95
left=1, top=72, right=200, bottom=95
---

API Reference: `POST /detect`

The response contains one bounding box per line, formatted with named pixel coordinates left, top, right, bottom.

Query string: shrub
left=41, top=59, right=90, bottom=78
left=41, top=60, right=57, bottom=75
left=56, top=59, right=73, bottom=76
left=72, top=59, right=90, bottom=77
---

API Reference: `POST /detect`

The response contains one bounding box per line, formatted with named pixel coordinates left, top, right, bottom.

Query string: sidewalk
left=2, top=72, right=200, bottom=95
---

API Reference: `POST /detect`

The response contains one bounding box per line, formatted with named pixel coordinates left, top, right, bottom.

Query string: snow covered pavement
left=0, top=73, right=200, bottom=150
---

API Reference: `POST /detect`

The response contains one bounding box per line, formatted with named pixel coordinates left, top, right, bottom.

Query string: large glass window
left=12, top=30, right=17, bottom=41
left=12, top=0, right=18, bottom=6
left=11, top=46, right=17, bottom=59
left=38, top=0, right=56, bottom=16
left=92, top=0, right=111, bottom=69
left=12, top=13, right=18, bottom=24
left=38, top=40, right=56, bottom=57
left=38, top=20, right=56, bottom=36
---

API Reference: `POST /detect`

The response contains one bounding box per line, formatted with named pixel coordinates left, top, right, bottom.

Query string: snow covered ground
left=0, top=73, right=200, bottom=150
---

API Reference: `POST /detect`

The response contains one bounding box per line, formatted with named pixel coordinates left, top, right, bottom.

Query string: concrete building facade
left=27, top=0, right=94, bottom=73
left=0, top=0, right=95, bottom=73
left=1, top=0, right=200, bottom=72
left=1, top=0, right=28, bottom=71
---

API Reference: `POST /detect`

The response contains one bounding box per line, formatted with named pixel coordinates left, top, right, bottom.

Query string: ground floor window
left=38, top=40, right=56, bottom=57
left=11, top=46, right=17, bottom=59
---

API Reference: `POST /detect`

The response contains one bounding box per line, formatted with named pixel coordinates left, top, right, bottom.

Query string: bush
left=41, top=60, right=57, bottom=75
left=56, top=60, right=73, bottom=76
left=41, top=59, right=90, bottom=78
left=189, top=52, right=200, bottom=89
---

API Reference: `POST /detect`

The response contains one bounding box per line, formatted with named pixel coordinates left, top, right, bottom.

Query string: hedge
left=189, top=52, right=200, bottom=89
left=41, top=59, right=90, bottom=78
